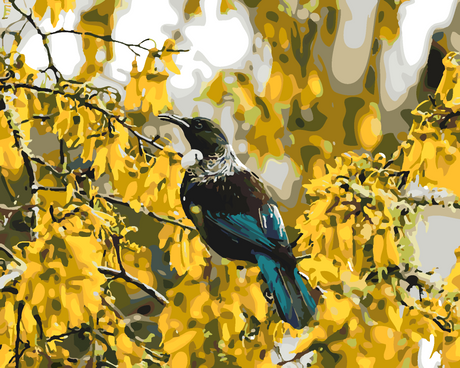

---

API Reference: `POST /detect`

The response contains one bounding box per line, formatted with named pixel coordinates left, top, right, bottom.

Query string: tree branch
left=30, top=156, right=69, bottom=176
left=433, top=316, right=452, bottom=333
left=32, top=186, right=66, bottom=194
left=117, top=120, right=164, bottom=150
left=45, top=29, right=189, bottom=57
left=383, top=145, right=403, bottom=170
left=13, top=300, right=29, bottom=368
left=98, top=266, right=168, bottom=306
left=3, top=108, right=38, bottom=191
left=0, top=16, right=27, bottom=47
left=439, top=110, right=460, bottom=130
left=0, top=83, right=165, bottom=153
left=33, top=313, right=44, bottom=340
left=47, top=325, right=91, bottom=342
left=111, top=235, right=126, bottom=274
left=10, top=0, right=61, bottom=80
left=144, top=347, right=169, bottom=363
left=98, top=194, right=194, bottom=231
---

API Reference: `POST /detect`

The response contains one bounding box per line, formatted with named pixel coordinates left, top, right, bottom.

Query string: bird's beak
left=158, top=114, right=190, bottom=129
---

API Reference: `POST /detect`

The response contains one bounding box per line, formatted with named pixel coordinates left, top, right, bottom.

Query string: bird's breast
left=181, top=171, right=269, bottom=218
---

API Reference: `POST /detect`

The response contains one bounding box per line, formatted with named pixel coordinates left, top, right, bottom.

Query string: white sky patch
left=63, top=10, right=77, bottom=29
left=49, top=33, right=82, bottom=77
left=169, top=126, right=188, bottom=154
left=110, top=0, right=179, bottom=81
left=184, top=0, right=250, bottom=68
left=261, top=159, right=290, bottom=191
left=418, top=335, right=442, bottom=368
left=169, top=59, right=214, bottom=90
left=415, top=215, right=460, bottom=278
left=238, top=142, right=247, bottom=153
left=401, top=0, right=456, bottom=66
left=343, top=0, right=378, bottom=49
left=250, top=34, right=272, bottom=94
left=170, top=0, right=252, bottom=91
left=19, top=33, right=49, bottom=70
left=220, top=106, right=235, bottom=145
left=113, top=0, right=178, bottom=47
left=38, top=12, right=66, bottom=32
left=383, top=0, right=457, bottom=105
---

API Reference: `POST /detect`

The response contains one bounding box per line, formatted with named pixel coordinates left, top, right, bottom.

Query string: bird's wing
left=259, top=201, right=290, bottom=246
left=204, top=202, right=289, bottom=252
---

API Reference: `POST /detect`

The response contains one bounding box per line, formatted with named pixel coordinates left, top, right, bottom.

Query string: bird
left=158, top=114, right=317, bottom=329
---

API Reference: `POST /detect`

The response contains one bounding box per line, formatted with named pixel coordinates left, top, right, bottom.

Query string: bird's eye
left=195, top=122, right=203, bottom=130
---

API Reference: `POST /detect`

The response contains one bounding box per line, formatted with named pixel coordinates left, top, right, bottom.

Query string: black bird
left=159, top=114, right=317, bottom=328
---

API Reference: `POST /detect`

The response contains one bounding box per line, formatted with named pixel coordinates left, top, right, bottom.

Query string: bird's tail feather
left=255, top=253, right=317, bottom=329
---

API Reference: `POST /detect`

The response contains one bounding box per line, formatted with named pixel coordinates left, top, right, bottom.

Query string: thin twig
left=144, top=347, right=169, bottom=362
left=101, top=296, right=124, bottom=319
left=98, top=266, right=168, bottom=306
left=47, top=325, right=91, bottom=342
left=33, top=313, right=44, bottom=340
left=98, top=194, right=195, bottom=231
left=383, top=145, right=404, bottom=170
left=30, top=156, right=69, bottom=176
left=32, top=186, right=66, bottom=194
left=111, top=235, right=125, bottom=274
left=0, top=243, right=16, bottom=259
left=10, top=0, right=61, bottom=80
left=439, top=111, right=460, bottom=130
left=49, top=205, right=57, bottom=222
left=4, top=108, right=38, bottom=191
left=0, top=70, right=14, bottom=82
left=117, top=120, right=164, bottom=150
left=138, top=137, right=144, bottom=156
left=100, top=330, right=115, bottom=336
left=0, top=83, right=165, bottom=154
left=59, top=139, right=65, bottom=165
left=388, top=171, right=410, bottom=190
left=433, top=317, right=452, bottom=333
left=1, top=286, right=18, bottom=294
left=0, top=16, right=26, bottom=47
left=96, top=361, right=118, bottom=368
left=0, top=83, right=113, bottom=124
left=14, top=300, right=26, bottom=367
left=46, top=29, right=188, bottom=57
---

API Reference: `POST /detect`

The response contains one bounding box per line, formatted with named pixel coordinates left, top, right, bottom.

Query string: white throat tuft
left=181, top=149, right=204, bottom=169
left=187, top=145, right=247, bottom=182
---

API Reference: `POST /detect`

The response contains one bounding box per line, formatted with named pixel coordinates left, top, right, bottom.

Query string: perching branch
left=98, top=266, right=168, bottom=306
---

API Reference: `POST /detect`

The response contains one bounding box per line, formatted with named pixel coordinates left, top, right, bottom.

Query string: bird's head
left=159, top=114, right=229, bottom=157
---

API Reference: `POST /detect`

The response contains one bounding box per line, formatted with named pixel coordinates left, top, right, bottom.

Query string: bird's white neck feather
left=183, top=145, right=247, bottom=183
